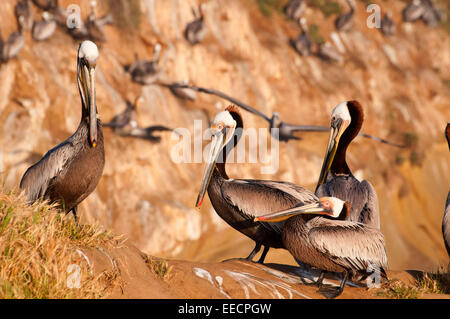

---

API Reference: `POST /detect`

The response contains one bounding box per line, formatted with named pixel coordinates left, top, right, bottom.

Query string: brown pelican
left=126, top=43, right=162, bottom=85
left=289, top=18, right=312, bottom=57
left=284, top=0, right=306, bottom=21
left=20, top=41, right=105, bottom=222
left=195, top=105, right=318, bottom=263
left=103, top=96, right=142, bottom=132
left=15, top=0, right=34, bottom=31
left=402, top=0, right=426, bottom=22
left=32, top=12, right=57, bottom=41
left=315, top=101, right=380, bottom=229
left=421, top=0, right=444, bottom=27
left=1, top=30, right=25, bottom=63
left=85, top=0, right=114, bottom=42
left=255, top=197, right=388, bottom=298
left=380, top=11, right=396, bottom=36
left=334, top=0, right=356, bottom=32
left=184, top=3, right=206, bottom=45
left=443, top=123, right=450, bottom=257
left=317, top=41, right=343, bottom=63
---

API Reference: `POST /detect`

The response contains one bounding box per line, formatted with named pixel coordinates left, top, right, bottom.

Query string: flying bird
left=166, top=83, right=406, bottom=147
left=20, top=41, right=105, bottom=222
left=255, top=197, right=388, bottom=298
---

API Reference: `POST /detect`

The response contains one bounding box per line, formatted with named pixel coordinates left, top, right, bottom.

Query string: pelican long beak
left=79, top=60, right=97, bottom=148
left=195, top=125, right=235, bottom=208
left=316, top=118, right=348, bottom=187
left=254, top=202, right=331, bottom=223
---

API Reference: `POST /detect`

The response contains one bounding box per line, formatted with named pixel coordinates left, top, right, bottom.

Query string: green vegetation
left=308, top=24, right=325, bottom=44
left=256, top=0, right=285, bottom=17
left=147, top=257, right=172, bottom=280
left=309, top=0, right=342, bottom=17
left=378, top=268, right=450, bottom=299
left=378, top=279, right=420, bottom=299
left=0, top=190, right=121, bottom=298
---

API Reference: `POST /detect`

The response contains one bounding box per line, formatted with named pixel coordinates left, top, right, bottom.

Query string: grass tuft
left=0, top=189, right=122, bottom=298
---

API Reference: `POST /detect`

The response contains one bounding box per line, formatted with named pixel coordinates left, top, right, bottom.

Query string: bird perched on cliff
left=442, top=123, right=450, bottom=257
left=255, top=197, right=388, bottom=298
left=85, top=0, right=114, bottom=42
left=20, top=41, right=105, bottom=222
left=335, top=0, right=356, bottom=32
left=32, top=12, right=57, bottom=41
left=420, top=0, right=444, bottom=27
left=184, top=3, right=206, bottom=45
left=289, top=18, right=312, bottom=57
left=317, top=41, right=343, bottom=63
left=126, top=43, right=162, bottom=85
left=402, top=0, right=426, bottom=22
left=15, top=0, right=34, bottom=31
left=103, top=96, right=142, bottom=133
left=380, top=11, right=396, bottom=37
left=284, top=0, right=307, bottom=21
left=0, top=22, right=25, bottom=63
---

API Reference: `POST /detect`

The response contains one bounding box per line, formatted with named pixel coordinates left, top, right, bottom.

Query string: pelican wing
left=20, top=140, right=74, bottom=203
left=221, top=179, right=317, bottom=234
left=309, top=219, right=388, bottom=272
left=358, top=180, right=380, bottom=229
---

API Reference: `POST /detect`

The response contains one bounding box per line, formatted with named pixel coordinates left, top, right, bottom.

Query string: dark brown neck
left=446, top=123, right=450, bottom=150
left=216, top=107, right=243, bottom=180
left=339, top=202, right=352, bottom=220
left=330, top=100, right=363, bottom=176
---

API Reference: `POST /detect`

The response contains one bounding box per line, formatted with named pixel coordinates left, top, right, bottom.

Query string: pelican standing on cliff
left=315, top=101, right=380, bottom=229
left=185, top=3, right=206, bottom=45
left=443, top=123, right=450, bottom=257
left=196, top=106, right=318, bottom=263
left=20, top=41, right=105, bottom=221
left=255, top=197, right=388, bottom=298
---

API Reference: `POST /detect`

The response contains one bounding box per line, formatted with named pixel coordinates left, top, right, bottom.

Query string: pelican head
left=316, top=101, right=352, bottom=185
left=195, top=106, right=238, bottom=208
left=254, top=197, right=350, bottom=223
left=77, top=40, right=99, bottom=148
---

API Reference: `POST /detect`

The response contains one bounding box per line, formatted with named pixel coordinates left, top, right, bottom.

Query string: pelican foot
left=318, top=285, right=343, bottom=299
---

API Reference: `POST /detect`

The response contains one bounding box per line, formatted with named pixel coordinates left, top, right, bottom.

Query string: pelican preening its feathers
left=255, top=197, right=388, bottom=298
left=20, top=41, right=105, bottom=221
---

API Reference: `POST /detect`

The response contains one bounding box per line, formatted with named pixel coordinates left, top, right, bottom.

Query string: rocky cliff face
left=0, top=0, right=449, bottom=272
